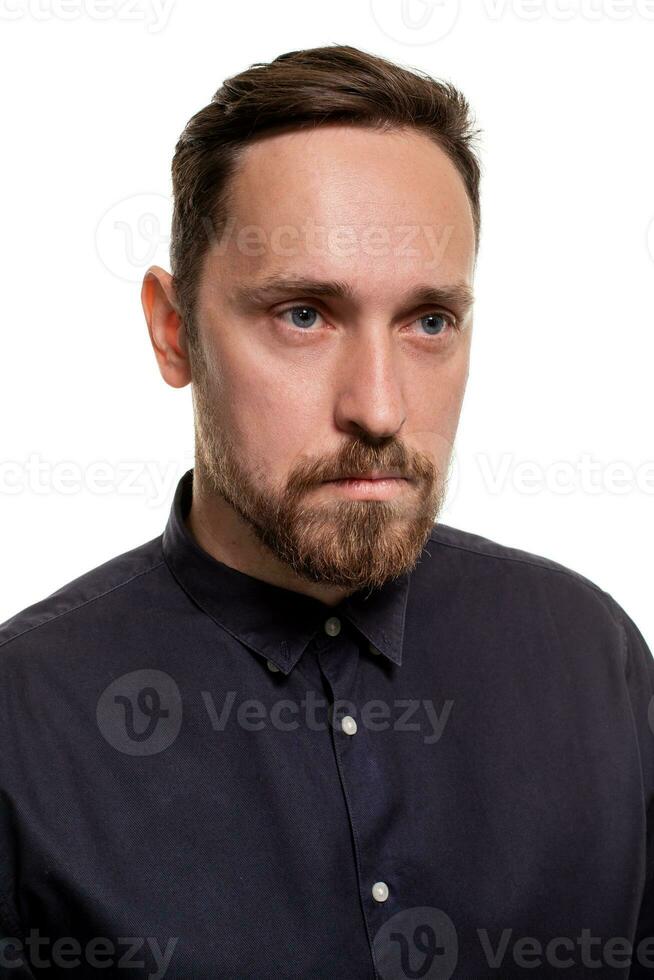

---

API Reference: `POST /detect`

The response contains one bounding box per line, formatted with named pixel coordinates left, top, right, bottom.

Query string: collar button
left=324, top=616, right=341, bottom=637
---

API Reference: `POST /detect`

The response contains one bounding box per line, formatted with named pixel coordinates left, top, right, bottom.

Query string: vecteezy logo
left=370, top=0, right=460, bottom=44
left=373, top=906, right=458, bottom=979
left=96, top=669, right=182, bottom=755
left=444, top=448, right=460, bottom=509
left=94, top=192, right=171, bottom=283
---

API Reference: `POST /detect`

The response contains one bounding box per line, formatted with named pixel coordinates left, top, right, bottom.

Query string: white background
left=1, top=0, right=652, bottom=646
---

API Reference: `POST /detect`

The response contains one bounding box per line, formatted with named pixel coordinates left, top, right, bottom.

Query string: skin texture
left=141, top=123, right=476, bottom=606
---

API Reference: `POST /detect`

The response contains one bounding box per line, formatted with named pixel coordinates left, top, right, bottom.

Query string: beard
left=189, top=338, right=450, bottom=593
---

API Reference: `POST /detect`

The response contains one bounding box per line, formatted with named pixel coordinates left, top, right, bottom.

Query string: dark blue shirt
left=1, top=468, right=653, bottom=978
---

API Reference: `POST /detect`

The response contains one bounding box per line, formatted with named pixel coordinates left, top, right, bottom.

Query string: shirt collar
left=162, top=468, right=413, bottom=675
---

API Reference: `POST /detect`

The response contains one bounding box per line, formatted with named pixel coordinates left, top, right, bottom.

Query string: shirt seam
left=427, top=531, right=617, bottom=611
left=0, top=558, right=166, bottom=651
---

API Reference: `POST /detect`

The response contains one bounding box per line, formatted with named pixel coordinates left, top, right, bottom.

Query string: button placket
left=323, top=618, right=358, bottom=737
left=318, top=621, right=392, bottom=971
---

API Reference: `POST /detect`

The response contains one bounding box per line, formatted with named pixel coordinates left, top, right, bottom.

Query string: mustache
left=289, top=439, right=435, bottom=489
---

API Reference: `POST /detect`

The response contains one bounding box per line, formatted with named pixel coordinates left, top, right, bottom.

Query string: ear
left=141, top=266, right=192, bottom=389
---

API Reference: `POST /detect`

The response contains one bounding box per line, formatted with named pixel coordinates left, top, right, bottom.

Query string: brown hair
left=170, top=43, right=482, bottom=346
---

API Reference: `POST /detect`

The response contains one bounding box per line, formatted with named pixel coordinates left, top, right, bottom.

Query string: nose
left=333, top=327, right=407, bottom=441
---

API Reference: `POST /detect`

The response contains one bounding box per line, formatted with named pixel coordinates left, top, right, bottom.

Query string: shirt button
left=368, top=640, right=381, bottom=655
left=324, top=616, right=341, bottom=637
left=372, top=881, right=389, bottom=903
left=266, top=659, right=280, bottom=672
left=341, top=715, right=357, bottom=736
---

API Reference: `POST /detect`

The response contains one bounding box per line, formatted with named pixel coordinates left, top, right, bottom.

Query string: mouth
left=324, top=471, right=408, bottom=482
left=320, top=473, right=411, bottom=499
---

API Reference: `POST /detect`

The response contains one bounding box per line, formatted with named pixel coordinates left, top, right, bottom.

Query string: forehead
left=204, top=123, right=476, bottom=294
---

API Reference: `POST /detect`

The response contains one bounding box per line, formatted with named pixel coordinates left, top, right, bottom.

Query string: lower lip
left=322, top=477, right=409, bottom=499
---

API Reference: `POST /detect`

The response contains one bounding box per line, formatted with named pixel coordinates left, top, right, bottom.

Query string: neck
left=185, top=472, right=351, bottom=608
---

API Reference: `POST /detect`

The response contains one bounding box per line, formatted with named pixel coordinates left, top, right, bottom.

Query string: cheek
left=407, top=355, right=469, bottom=456
left=218, top=354, right=323, bottom=475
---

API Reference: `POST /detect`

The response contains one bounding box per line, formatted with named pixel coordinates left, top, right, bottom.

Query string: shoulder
left=426, top=521, right=634, bottom=648
left=0, top=535, right=166, bottom=654
left=428, top=520, right=617, bottom=595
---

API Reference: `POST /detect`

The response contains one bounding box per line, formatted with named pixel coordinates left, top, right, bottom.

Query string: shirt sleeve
left=616, top=603, right=654, bottom=976
left=0, top=898, right=37, bottom=977
left=0, top=686, right=36, bottom=976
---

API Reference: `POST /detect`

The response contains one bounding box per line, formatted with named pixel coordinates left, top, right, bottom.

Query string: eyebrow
left=229, top=275, right=475, bottom=319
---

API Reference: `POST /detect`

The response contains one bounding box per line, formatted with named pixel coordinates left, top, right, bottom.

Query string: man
left=0, top=43, right=652, bottom=979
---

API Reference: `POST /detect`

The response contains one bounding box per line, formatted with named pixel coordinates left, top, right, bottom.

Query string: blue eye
left=275, top=306, right=456, bottom=339
left=419, top=313, right=451, bottom=336
left=280, top=306, right=320, bottom=329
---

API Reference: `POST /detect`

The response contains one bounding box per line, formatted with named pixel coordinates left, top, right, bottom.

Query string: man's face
left=190, top=123, right=476, bottom=591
